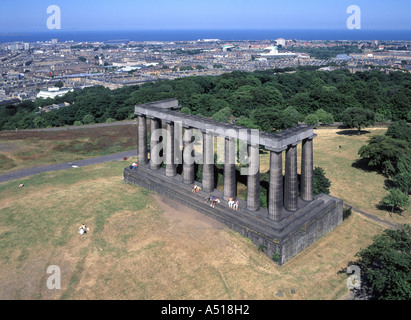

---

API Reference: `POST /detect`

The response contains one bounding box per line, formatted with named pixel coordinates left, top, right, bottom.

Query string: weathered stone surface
left=137, top=115, right=147, bottom=165
left=301, top=137, right=314, bottom=201
left=165, top=122, right=176, bottom=177
left=183, top=127, right=195, bottom=184
left=268, top=150, right=283, bottom=221
left=202, top=132, right=214, bottom=193
left=223, top=137, right=236, bottom=201
left=246, top=143, right=260, bottom=212
left=130, top=99, right=344, bottom=265
left=150, top=118, right=161, bottom=171
left=284, top=145, right=298, bottom=212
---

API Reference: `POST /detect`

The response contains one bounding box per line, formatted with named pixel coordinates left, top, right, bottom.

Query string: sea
left=0, top=29, right=410, bottom=43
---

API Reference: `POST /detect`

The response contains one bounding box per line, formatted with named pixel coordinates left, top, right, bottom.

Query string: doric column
left=223, top=137, right=236, bottom=201
left=284, top=143, right=299, bottom=212
left=137, top=114, right=147, bottom=165
left=202, top=131, right=215, bottom=193
left=246, top=143, right=260, bottom=212
left=183, top=126, right=195, bottom=184
left=165, top=121, right=176, bottom=177
left=150, top=117, right=161, bottom=170
left=301, top=135, right=316, bottom=201
left=268, top=149, right=284, bottom=220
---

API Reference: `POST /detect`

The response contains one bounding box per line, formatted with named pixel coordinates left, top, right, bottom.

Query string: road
left=8, top=120, right=137, bottom=132
left=0, top=150, right=137, bottom=184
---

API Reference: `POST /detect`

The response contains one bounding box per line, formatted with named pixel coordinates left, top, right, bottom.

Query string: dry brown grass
left=0, top=159, right=385, bottom=300
left=0, top=125, right=137, bottom=175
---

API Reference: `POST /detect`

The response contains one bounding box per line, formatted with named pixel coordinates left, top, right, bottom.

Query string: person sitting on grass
left=78, top=224, right=90, bottom=235
left=18, top=183, right=24, bottom=188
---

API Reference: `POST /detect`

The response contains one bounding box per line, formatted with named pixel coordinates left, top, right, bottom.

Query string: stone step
left=124, top=166, right=337, bottom=241
left=124, top=167, right=281, bottom=240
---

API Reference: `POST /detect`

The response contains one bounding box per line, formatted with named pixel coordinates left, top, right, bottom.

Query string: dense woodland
left=1, top=67, right=411, bottom=131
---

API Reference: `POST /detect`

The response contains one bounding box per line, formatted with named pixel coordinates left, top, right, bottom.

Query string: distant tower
left=276, top=38, right=286, bottom=47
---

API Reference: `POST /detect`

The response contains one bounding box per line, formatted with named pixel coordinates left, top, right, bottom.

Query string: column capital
left=265, top=146, right=287, bottom=153
left=289, top=140, right=302, bottom=147
left=305, top=134, right=317, bottom=141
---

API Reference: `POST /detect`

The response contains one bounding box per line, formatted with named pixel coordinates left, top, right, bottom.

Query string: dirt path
left=5, top=121, right=137, bottom=133
left=344, top=203, right=402, bottom=230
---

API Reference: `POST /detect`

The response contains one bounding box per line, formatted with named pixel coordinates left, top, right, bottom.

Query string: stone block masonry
left=125, top=99, right=344, bottom=264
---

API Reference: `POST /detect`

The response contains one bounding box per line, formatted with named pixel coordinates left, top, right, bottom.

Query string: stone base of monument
left=124, top=165, right=343, bottom=265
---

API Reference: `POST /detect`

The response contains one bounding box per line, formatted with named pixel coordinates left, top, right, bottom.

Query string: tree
left=393, top=153, right=411, bottom=195
left=352, top=224, right=411, bottom=300
left=82, top=114, right=95, bottom=124
left=54, top=81, right=64, bottom=88
left=386, top=120, right=411, bottom=147
left=212, top=107, right=232, bottom=123
left=358, top=135, right=410, bottom=177
left=342, top=107, right=375, bottom=134
left=304, top=114, right=319, bottom=126
left=321, top=112, right=335, bottom=125
left=180, top=107, right=192, bottom=114
left=313, top=167, right=331, bottom=195
left=235, top=116, right=260, bottom=129
left=381, top=188, right=409, bottom=216
left=33, top=116, right=46, bottom=128
left=315, top=108, right=334, bottom=124
left=251, top=106, right=299, bottom=133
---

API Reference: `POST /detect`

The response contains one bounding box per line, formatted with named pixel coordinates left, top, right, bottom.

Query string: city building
left=36, top=87, right=73, bottom=99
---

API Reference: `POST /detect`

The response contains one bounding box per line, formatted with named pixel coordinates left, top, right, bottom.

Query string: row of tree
left=1, top=68, right=410, bottom=131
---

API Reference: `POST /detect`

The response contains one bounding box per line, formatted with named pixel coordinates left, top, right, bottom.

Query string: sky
left=0, top=0, right=410, bottom=32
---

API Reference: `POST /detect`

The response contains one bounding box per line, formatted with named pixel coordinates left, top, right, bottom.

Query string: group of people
left=191, top=184, right=239, bottom=211
left=228, top=197, right=239, bottom=211
left=78, top=224, right=90, bottom=235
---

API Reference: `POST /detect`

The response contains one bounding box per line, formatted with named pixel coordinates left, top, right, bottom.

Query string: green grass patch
left=0, top=154, right=16, bottom=171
